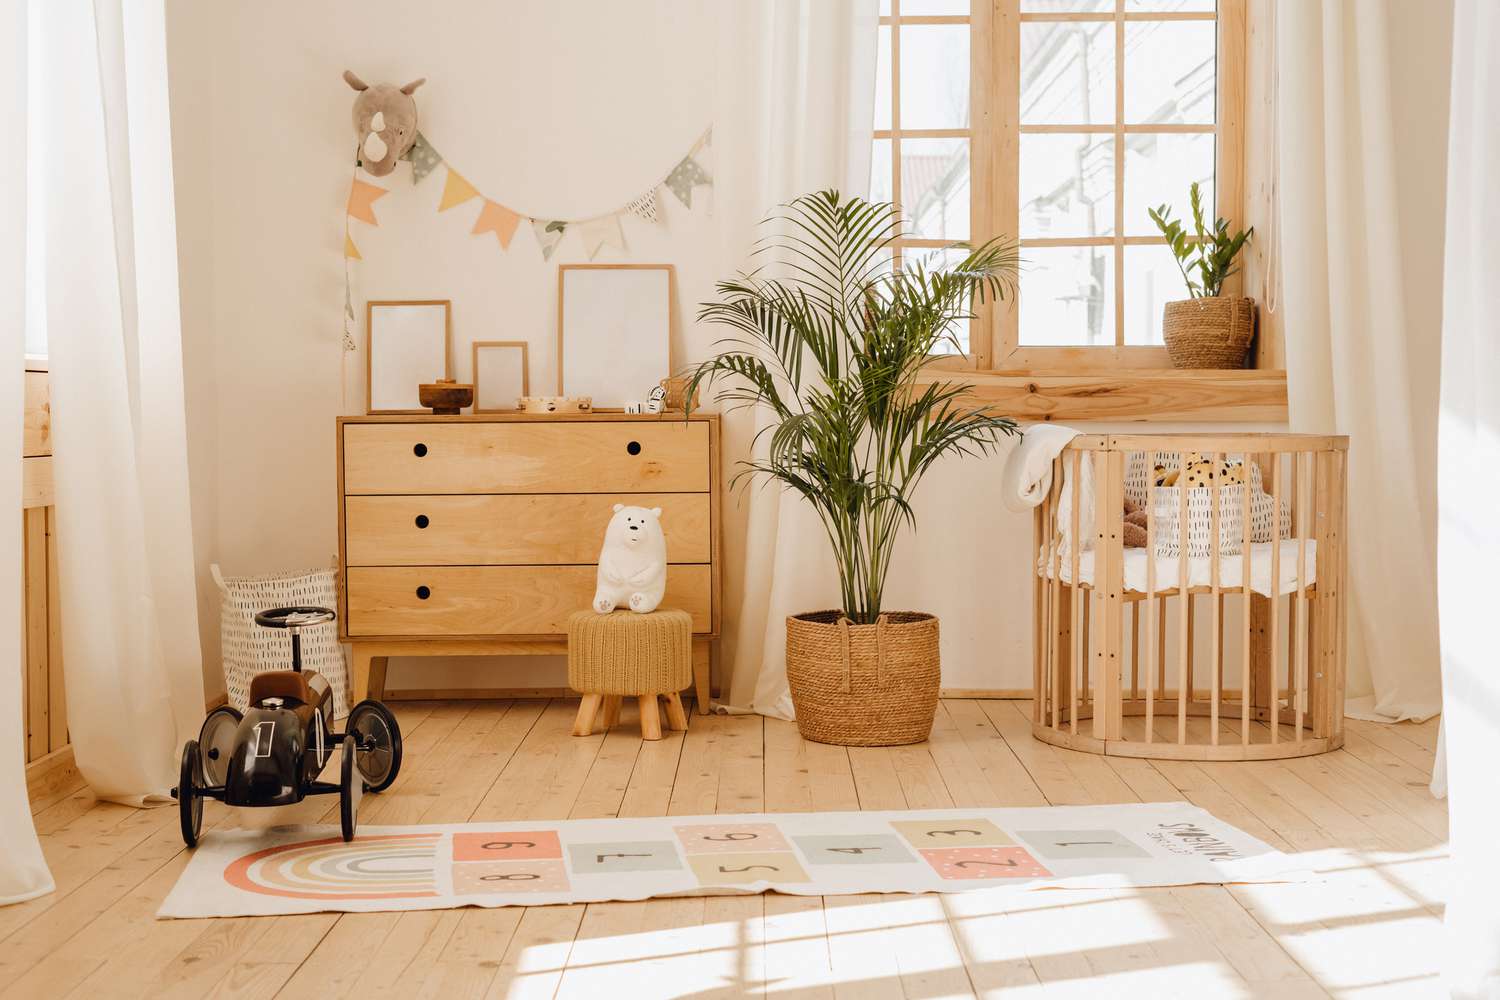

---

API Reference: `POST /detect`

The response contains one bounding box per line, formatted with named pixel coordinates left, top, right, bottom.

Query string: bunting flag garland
left=472, top=199, right=521, bottom=249
left=577, top=215, right=625, bottom=260
left=438, top=168, right=480, bottom=212
left=664, top=155, right=711, bottom=209
left=344, top=233, right=362, bottom=260
left=402, top=131, right=444, bottom=184
left=346, top=179, right=388, bottom=225
left=625, top=190, right=659, bottom=224
left=532, top=219, right=568, bottom=261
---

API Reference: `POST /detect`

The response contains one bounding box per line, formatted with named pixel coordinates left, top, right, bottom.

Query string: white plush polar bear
left=592, top=504, right=667, bottom=614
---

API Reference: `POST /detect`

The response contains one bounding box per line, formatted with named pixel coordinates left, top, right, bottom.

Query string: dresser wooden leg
left=664, top=692, right=688, bottom=731
left=638, top=695, right=663, bottom=740
left=368, top=656, right=389, bottom=700
left=573, top=694, right=602, bottom=736
left=350, top=646, right=374, bottom=704
left=692, top=638, right=711, bottom=715
left=601, top=695, right=621, bottom=729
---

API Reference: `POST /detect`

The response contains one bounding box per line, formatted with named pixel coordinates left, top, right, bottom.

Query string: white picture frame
left=558, top=264, right=672, bottom=410
left=472, top=340, right=530, bottom=413
left=367, top=300, right=452, bottom=414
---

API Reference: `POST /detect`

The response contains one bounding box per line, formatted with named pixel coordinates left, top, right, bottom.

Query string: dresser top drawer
left=342, top=419, right=711, bottom=495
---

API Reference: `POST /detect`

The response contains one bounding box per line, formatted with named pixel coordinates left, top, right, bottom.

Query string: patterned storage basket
left=1126, top=452, right=1291, bottom=543
left=1150, top=484, right=1246, bottom=558
left=212, top=565, right=350, bottom=717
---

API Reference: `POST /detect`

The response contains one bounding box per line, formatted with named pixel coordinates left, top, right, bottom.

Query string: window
left=873, top=0, right=1244, bottom=369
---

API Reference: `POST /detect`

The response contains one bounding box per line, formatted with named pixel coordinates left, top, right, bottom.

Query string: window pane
left=1124, top=243, right=1190, bottom=344
left=1125, top=0, right=1215, bottom=11
left=871, top=139, right=894, bottom=205
left=900, top=0, right=970, bottom=13
left=903, top=247, right=972, bottom=354
left=1023, top=0, right=1112, bottom=10
left=1124, top=131, right=1214, bottom=236
left=899, top=25, right=970, bottom=129
left=902, top=138, right=970, bottom=239
left=1019, top=245, right=1115, bottom=346
left=1021, top=21, right=1115, bottom=125
left=876, top=26, right=893, bottom=130
left=1124, top=20, right=1216, bottom=124
left=1020, top=134, right=1114, bottom=238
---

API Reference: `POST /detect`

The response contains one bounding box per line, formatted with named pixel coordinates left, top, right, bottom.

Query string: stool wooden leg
left=638, top=695, right=663, bottom=740
left=664, top=692, right=688, bottom=731
left=601, top=695, right=621, bottom=729
left=573, top=694, right=602, bottom=737
left=692, top=638, right=711, bottom=715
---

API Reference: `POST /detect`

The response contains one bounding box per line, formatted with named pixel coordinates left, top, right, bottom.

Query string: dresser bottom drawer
left=346, top=565, right=712, bottom=637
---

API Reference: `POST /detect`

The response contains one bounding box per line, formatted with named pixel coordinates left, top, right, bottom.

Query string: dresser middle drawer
left=344, top=493, right=711, bottom=566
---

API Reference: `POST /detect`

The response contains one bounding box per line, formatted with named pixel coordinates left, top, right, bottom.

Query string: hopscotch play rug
left=158, top=803, right=1297, bottom=918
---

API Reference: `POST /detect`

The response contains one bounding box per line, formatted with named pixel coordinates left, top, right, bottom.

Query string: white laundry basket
left=212, top=565, right=350, bottom=717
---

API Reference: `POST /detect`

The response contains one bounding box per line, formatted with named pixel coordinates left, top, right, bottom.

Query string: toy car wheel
left=339, top=735, right=360, bottom=843
left=346, top=700, right=402, bottom=793
left=179, top=740, right=204, bottom=848
left=197, top=705, right=242, bottom=787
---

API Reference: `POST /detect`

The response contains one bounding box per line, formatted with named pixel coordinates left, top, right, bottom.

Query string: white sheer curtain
left=1275, top=0, right=1444, bottom=723
left=29, top=0, right=205, bottom=804
left=710, top=0, right=878, bottom=717
left=1436, top=1, right=1500, bottom=990
left=0, top=0, right=55, bottom=908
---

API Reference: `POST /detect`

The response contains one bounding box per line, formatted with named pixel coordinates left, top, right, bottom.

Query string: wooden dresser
left=337, top=413, right=721, bottom=713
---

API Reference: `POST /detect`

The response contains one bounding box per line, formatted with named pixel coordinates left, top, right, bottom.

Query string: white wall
left=166, top=1, right=1292, bottom=704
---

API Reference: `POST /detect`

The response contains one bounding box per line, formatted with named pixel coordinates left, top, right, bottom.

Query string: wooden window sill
left=918, top=369, right=1288, bottom=423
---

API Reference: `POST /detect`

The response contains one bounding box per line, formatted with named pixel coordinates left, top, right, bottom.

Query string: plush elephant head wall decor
left=343, top=70, right=424, bottom=177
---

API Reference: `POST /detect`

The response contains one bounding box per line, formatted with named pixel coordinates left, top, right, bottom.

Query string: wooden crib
left=1031, top=433, right=1348, bottom=760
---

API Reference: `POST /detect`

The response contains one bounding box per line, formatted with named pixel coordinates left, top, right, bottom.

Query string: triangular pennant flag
left=472, top=200, right=521, bottom=249
left=577, top=215, right=625, bottom=260
left=402, top=131, right=443, bottom=184
left=344, top=233, right=362, bottom=260
left=344, top=283, right=355, bottom=319
left=531, top=219, right=567, bottom=261
left=438, top=168, right=480, bottom=212
left=346, top=179, right=388, bottom=225
left=664, top=156, right=711, bottom=208
left=625, top=189, right=659, bottom=224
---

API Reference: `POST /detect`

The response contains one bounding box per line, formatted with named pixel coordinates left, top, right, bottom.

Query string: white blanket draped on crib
left=1037, top=539, right=1318, bottom=597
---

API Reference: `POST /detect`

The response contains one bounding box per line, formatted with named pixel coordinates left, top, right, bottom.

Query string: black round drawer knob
left=626, top=440, right=642, bottom=456
left=415, top=585, right=431, bottom=600
left=413, top=443, right=428, bottom=457
left=414, top=514, right=430, bottom=529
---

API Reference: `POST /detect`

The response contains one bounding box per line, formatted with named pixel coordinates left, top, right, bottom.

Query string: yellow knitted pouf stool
left=567, top=609, right=693, bottom=740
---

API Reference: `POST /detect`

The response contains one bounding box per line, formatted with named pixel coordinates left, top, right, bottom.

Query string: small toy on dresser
left=592, top=504, right=668, bottom=614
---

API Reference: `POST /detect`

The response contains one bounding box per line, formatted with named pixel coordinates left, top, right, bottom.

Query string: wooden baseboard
left=384, top=686, right=722, bottom=703
left=26, top=744, right=85, bottom=813
left=939, top=688, right=1031, bottom=700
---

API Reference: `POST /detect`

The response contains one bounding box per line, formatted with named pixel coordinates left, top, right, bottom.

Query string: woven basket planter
left=1162, top=296, right=1256, bottom=368
left=785, top=611, right=941, bottom=747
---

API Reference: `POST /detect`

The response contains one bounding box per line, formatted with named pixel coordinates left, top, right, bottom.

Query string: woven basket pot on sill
left=1162, top=296, right=1256, bottom=369
left=786, top=611, right=941, bottom=747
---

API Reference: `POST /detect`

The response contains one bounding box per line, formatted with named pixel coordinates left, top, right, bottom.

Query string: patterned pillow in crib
left=1125, top=451, right=1292, bottom=543
left=214, top=564, right=350, bottom=717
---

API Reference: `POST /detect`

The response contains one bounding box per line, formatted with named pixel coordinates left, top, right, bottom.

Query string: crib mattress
left=1039, top=539, right=1318, bottom=597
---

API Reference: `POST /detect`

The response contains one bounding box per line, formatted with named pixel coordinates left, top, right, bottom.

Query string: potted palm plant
left=686, top=191, right=1019, bottom=746
left=1148, top=182, right=1255, bottom=368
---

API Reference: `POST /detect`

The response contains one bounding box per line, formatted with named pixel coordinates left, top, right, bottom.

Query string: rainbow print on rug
left=158, top=803, right=1297, bottom=918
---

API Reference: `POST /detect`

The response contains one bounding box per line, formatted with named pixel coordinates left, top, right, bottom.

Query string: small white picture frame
left=367, top=300, right=452, bottom=414
left=558, top=264, right=672, bottom=410
left=472, top=341, right=530, bottom=413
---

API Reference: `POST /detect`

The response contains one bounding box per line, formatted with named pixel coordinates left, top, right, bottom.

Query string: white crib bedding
left=1038, top=539, right=1318, bottom=597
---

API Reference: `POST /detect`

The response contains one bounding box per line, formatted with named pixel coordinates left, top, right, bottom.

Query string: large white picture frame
left=558, top=264, right=672, bottom=410
left=367, top=300, right=452, bottom=414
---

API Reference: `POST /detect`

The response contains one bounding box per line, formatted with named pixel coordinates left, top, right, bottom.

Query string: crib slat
left=1070, top=450, right=1082, bottom=737
left=1336, top=448, right=1349, bottom=739
left=1034, top=484, right=1049, bottom=725
left=1096, top=449, right=1124, bottom=741
left=1131, top=602, right=1140, bottom=703
left=1145, top=451, right=1157, bottom=743
left=1177, top=450, right=1189, bottom=746
left=1270, top=453, right=1282, bottom=742
left=1295, top=451, right=1309, bottom=741
left=1209, top=451, right=1222, bottom=745
left=1241, top=451, right=1253, bottom=746
left=1050, top=459, right=1064, bottom=732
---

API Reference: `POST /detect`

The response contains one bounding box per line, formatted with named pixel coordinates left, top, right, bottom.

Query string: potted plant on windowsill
left=1148, top=182, right=1255, bottom=369
left=685, top=191, right=1019, bottom=746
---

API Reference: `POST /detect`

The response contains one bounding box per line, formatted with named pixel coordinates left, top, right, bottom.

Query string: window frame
left=878, top=0, right=1246, bottom=372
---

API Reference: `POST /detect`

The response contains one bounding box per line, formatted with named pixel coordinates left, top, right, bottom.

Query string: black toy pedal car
left=173, top=606, right=402, bottom=847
